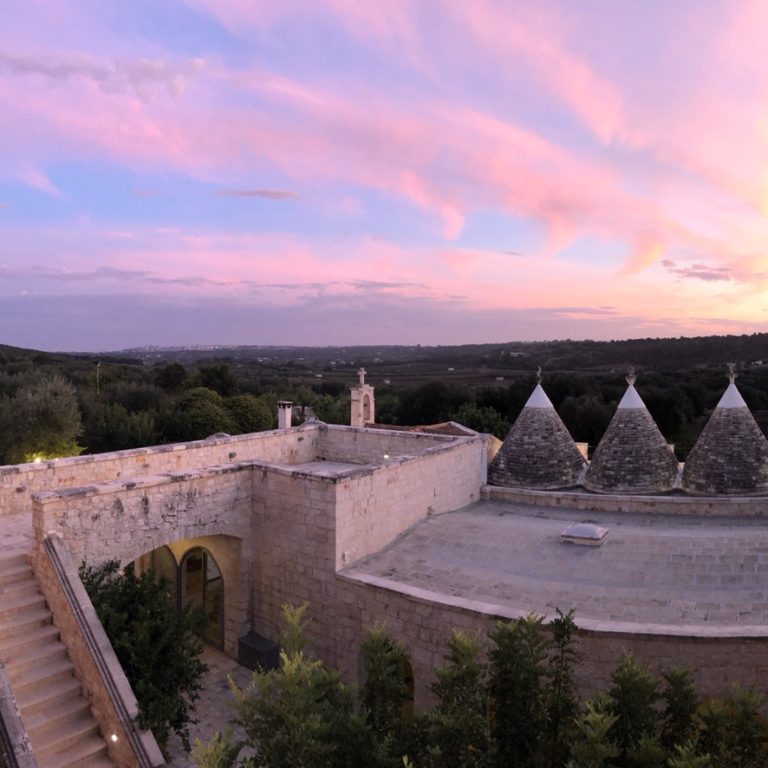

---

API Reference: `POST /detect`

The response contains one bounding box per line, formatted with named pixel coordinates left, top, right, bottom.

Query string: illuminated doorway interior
left=179, top=547, right=224, bottom=649
left=134, top=544, right=225, bottom=650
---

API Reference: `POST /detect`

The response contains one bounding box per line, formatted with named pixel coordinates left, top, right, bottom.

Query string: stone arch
left=127, top=534, right=247, bottom=657
left=363, top=393, right=372, bottom=423
left=178, top=546, right=225, bottom=649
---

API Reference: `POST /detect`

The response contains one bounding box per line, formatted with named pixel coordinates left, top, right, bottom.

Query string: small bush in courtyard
left=80, top=560, right=207, bottom=752
left=201, top=603, right=387, bottom=768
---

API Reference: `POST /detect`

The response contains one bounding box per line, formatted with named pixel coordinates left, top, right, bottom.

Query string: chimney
left=277, top=401, right=293, bottom=430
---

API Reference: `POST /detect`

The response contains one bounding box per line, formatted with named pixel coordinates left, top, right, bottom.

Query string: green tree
left=426, top=631, right=489, bottom=768
left=0, top=373, right=83, bottom=463
left=156, top=362, right=188, bottom=393
left=361, top=626, right=414, bottom=762
left=542, top=609, right=579, bottom=768
left=166, top=387, right=235, bottom=441
left=661, top=668, right=700, bottom=753
left=225, top=394, right=274, bottom=433
left=698, top=687, right=768, bottom=768
left=223, top=604, right=385, bottom=768
left=567, top=697, right=619, bottom=768
left=607, top=652, right=661, bottom=766
left=451, top=403, right=508, bottom=439
left=194, top=364, right=238, bottom=397
left=79, top=560, right=207, bottom=752
left=488, top=615, right=548, bottom=768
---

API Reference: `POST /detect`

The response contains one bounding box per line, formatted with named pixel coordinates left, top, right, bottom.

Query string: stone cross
left=358, top=368, right=367, bottom=386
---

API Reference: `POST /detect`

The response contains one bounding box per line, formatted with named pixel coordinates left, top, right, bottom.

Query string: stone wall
left=316, top=425, right=464, bottom=464
left=31, top=464, right=254, bottom=656
left=250, top=467, right=339, bottom=658
left=0, top=427, right=320, bottom=517
left=334, top=440, right=486, bottom=569
left=333, top=575, right=768, bottom=710
left=36, top=536, right=164, bottom=768
left=482, top=485, right=768, bottom=517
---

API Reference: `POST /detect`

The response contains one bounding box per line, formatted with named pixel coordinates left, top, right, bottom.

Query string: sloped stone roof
left=682, top=380, right=768, bottom=495
left=488, top=383, right=586, bottom=489
left=584, top=378, right=678, bottom=494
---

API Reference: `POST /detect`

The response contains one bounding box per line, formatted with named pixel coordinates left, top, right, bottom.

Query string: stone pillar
left=350, top=368, right=375, bottom=428
left=277, top=401, right=293, bottom=430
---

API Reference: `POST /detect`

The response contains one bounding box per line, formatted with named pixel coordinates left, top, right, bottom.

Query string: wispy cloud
left=217, top=188, right=298, bottom=200
left=0, top=49, right=205, bottom=99
left=662, top=259, right=735, bottom=282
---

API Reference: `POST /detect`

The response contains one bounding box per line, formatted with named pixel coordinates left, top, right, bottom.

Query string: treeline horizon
left=3, top=333, right=768, bottom=464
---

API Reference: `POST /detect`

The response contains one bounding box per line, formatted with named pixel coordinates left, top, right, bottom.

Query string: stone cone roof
left=584, top=381, right=677, bottom=494
left=488, top=384, right=586, bottom=489
left=682, top=381, right=768, bottom=495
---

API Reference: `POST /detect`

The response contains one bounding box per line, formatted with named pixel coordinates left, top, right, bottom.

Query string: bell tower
left=350, top=367, right=375, bottom=428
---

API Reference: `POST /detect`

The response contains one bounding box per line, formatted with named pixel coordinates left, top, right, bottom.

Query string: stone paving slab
left=343, top=500, right=768, bottom=628
left=166, top=647, right=254, bottom=768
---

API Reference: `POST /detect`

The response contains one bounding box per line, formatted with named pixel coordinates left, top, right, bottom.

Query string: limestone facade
left=3, top=419, right=768, bottom=717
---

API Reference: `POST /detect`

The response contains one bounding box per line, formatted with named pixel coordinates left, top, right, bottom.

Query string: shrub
left=79, top=560, right=207, bottom=752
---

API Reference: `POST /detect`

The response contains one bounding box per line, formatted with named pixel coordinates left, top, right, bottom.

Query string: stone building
left=488, top=378, right=586, bottom=489
left=583, top=373, right=678, bottom=494
left=683, top=372, right=768, bottom=494
left=3, top=371, right=768, bottom=766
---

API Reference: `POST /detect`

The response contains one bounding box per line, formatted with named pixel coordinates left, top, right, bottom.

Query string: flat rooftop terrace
left=342, top=500, right=768, bottom=635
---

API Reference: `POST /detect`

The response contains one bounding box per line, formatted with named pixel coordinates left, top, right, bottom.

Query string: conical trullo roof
left=488, top=380, right=586, bottom=489
left=682, top=373, right=768, bottom=494
left=584, top=374, right=677, bottom=494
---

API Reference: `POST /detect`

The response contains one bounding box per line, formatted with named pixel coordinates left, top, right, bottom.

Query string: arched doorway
left=134, top=545, right=178, bottom=605
left=179, top=547, right=225, bottom=649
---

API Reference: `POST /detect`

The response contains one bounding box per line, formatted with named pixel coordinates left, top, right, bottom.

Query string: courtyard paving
left=343, top=500, right=768, bottom=630
left=166, top=647, right=255, bottom=768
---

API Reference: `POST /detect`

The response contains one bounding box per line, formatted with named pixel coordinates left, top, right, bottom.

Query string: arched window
left=179, top=547, right=224, bottom=649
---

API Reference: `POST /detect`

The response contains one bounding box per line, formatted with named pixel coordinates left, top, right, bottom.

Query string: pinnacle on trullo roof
left=584, top=369, right=678, bottom=494
left=488, top=371, right=586, bottom=489
left=682, top=365, right=768, bottom=494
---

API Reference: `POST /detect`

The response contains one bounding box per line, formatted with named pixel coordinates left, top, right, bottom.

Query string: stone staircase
left=0, top=548, right=115, bottom=768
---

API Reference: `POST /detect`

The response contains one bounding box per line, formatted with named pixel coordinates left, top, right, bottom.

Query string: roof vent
left=560, top=522, right=609, bottom=546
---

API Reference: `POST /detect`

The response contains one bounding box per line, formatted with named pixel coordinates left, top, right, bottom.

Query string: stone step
left=35, top=714, right=100, bottom=763
left=0, top=576, right=41, bottom=602
left=10, top=658, right=74, bottom=699
left=26, top=697, right=91, bottom=743
left=0, top=552, right=29, bottom=572
left=5, top=638, right=68, bottom=677
left=0, top=623, right=60, bottom=662
left=39, top=733, right=111, bottom=768
left=0, top=562, right=34, bottom=586
left=19, top=674, right=81, bottom=718
left=0, top=607, right=52, bottom=642
left=0, top=590, right=46, bottom=620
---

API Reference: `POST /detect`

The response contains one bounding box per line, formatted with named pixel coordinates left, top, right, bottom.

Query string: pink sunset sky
left=2, top=0, right=768, bottom=351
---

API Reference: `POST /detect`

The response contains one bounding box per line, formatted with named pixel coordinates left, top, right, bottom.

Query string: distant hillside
left=111, top=334, right=768, bottom=373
